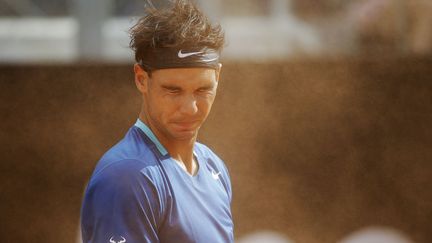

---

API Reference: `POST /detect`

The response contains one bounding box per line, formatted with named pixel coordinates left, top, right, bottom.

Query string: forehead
left=150, top=67, right=217, bottom=87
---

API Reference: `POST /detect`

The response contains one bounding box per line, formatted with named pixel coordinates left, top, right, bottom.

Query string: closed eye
left=161, top=85, right=181, bottom=94
left=197, top=84, right=215, bottom=92
left=196, top=87, right=215, bottom=96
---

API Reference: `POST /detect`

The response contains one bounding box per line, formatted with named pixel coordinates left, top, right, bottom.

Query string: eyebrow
left=161, top=83, right=215, bottom=90
left=161, top=84, right=181, bottom=90
left=198, top=84, right=215, bottom=90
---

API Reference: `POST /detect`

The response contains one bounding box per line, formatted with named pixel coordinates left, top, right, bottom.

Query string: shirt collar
left=134, top=119, right=168, bottom=156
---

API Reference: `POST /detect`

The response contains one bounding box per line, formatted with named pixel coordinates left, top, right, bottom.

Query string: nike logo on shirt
left=212, top=170, right=221, bottom=180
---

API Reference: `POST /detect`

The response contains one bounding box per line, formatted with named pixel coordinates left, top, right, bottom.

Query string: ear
left=215, top=63, right=222, bottom=82
left=134, top=63, right=149, bottom=93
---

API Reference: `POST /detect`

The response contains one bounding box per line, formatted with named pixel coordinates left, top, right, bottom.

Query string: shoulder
left=87, top=159, right=155, bottom=195
left=93, top=127, right=158, bottom=176
left=84, top=158, right=165, bottom=215
left=85, top=125, right=170, bottom=197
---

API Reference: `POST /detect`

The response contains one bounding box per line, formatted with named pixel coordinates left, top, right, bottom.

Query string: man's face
left=135, top=65, right=220, bottom=142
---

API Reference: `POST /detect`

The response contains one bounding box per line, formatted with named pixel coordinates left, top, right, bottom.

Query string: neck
left=139, top=113, right=196, bottom=171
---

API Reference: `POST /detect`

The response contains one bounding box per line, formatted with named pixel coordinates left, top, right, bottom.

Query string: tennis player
left=80, top=1, right=233, bottom=242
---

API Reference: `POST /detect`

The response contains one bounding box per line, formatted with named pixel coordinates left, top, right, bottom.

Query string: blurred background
left=0, top=0, right=431, bottom=242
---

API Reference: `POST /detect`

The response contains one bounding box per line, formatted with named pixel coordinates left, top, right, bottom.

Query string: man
left=80, top=1, right=233, bottom=242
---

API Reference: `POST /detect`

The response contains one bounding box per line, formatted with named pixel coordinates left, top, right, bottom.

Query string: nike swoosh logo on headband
left=178, top=50, right=204, bottom=58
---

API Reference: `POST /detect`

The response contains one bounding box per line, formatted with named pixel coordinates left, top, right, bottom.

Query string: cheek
left=146, top=93, right=168, bottom=117
left=154, top=96, right=181, bottom=119
left=198, top=96, right=215, bottom=113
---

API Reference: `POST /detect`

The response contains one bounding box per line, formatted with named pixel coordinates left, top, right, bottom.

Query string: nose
left=179, top=95, right=198, bottom=116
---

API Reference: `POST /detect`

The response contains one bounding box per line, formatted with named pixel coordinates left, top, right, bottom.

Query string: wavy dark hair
left=129, top=0, right=225, bottom=63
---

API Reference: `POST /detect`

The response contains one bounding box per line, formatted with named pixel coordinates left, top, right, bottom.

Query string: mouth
left=171, top=120, right=200, bottom=130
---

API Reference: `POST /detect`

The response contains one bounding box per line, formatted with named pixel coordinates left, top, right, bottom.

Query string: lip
left=171, top=120, right=200, bottom=130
